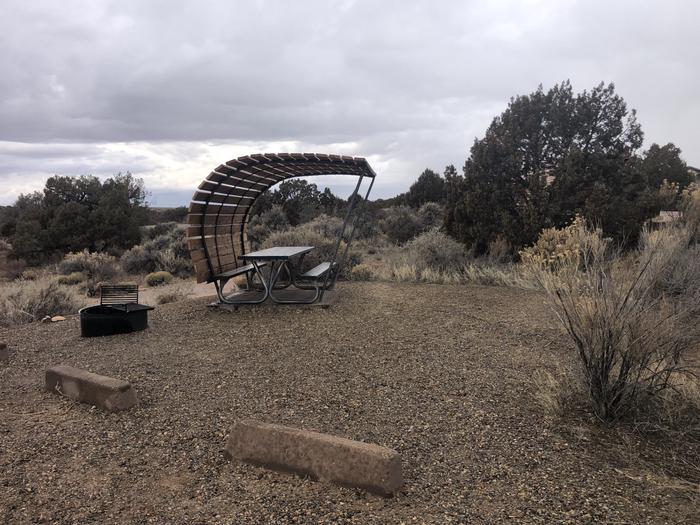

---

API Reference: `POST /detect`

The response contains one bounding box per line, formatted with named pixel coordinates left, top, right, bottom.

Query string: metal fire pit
left=79, top=283, right=154, bottom=337
left=79, top=304, right=154, bottom=337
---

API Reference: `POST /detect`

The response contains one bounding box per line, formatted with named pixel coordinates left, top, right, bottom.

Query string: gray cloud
left=0, top=0, right=698, bottom=205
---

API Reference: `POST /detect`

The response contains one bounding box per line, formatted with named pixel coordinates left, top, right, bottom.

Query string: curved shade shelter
left=187, top=153, right=376, bottom=293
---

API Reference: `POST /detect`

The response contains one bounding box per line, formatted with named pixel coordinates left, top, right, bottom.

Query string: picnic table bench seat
left=299, top=262, right=335, bottom=280
left=213, top=262, right=266, bottom=280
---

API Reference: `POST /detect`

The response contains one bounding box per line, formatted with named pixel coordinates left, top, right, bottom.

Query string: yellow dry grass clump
left=519, top=216, right=605, bottom=274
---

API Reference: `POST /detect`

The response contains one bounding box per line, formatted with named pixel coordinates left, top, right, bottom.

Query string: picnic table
left=216, top=245, right=333, bottom=305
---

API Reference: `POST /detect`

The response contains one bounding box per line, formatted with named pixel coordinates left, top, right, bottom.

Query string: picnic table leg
left=214, top=279, right=227, bottom=303
left=217, top=261, right=270, bottom=305
left=264, top=260, right=296, bottom=297
left=287, top=255, right=304, bottom=290
left=264, top=255, right=321, bottom=304
left=269, top=265, right=321, bottom=304
left=272, top=262, right=293, bottom=289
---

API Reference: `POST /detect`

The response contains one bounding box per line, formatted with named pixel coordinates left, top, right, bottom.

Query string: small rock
left=0, top=342, right=8, bottom=362
left=51, top=316, right=66, bottom=322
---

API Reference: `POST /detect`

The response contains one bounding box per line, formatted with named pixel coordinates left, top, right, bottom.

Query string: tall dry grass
left=0, top=278, right=86, bottom=326
left=356, top=229, right=536, bottom=288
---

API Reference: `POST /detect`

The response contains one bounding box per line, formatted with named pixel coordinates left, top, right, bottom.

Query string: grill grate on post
left=99, top=284, right=139, bottom=306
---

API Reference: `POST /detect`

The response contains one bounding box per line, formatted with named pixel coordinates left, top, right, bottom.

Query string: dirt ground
left=0, top=282, right=698, bottom=524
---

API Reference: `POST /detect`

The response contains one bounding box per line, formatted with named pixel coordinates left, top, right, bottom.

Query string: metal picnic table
left=238, top=245, right=317, bottom=304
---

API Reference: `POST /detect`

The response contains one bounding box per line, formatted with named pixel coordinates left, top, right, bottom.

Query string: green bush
left=120, top=245, right=153, bottom=274
left=144, top=222, right=179, bottom=240
left=378, top=206, right=423, bottom=244
left=155, top=249, right=193, bottom=277
left=146, top=271, right=173, bottom=287
left=406, top=169, right=446, bottom=207
left=0, top=279, right=85, bottom=326
left=57, top=250, right=120, bottom=295
left=121, top=228, right=192, bottom=277
left=56, top=271, right=86, bottom=285
left=351, top=210, right=380, bottom=240
left=58, top=250, right=120, bottom=280
left=418, top=202, right=444, bottom=230
left=147, top=206, right=188, bottom=225
left=404, top=229, right=465, bottom=272
left=248, top=205, right=290, bottom=247
left=303, top=214, right=344, bottom=239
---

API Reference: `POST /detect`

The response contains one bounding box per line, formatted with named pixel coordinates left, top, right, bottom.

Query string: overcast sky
left=1, top=0, right=698, bottom=206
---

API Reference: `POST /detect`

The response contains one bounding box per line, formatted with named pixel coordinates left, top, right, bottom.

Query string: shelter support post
left=320, top=176, right=363, bottom=295
left=324, top=176, right=375, bottom=296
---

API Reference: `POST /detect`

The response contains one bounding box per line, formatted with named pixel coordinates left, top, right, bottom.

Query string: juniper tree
left=445, top=81, right=676, bottom=253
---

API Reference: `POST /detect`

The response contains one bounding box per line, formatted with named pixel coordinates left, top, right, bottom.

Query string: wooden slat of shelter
left=187, top=153, right=376, bottom=283
left=197, top=179, right=267, bottom=193
left=187, top=235, right=245, bottom=252
left=187, top=202, right=251, bottom=214
left=187, top=212, right=248, bottom=225
left=191, top=192, right=256, bottom=205
left=190, top=249, right=235, bottom=265
left=186, top=224, right=246, bottom=237
left=191, top=249, right=239, bottom=266
left=207, top=170, right=273, bottom=186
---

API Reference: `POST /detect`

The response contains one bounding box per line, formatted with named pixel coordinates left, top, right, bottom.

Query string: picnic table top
left=239, top=246, right=314, bottom=261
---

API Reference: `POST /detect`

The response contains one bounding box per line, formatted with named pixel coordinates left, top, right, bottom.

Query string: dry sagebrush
left=524, top=216, right=700, bottom=422
left=361, top=229, right=535, bottom=288
left=57, top=250, right=120, bottom=295
left=0, top=279, right=85, bottom=326
left=120, top=227, right=192, bottom=278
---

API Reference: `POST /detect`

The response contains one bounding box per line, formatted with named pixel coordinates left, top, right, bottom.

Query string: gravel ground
left=0, top=282, right=698, bottom=524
